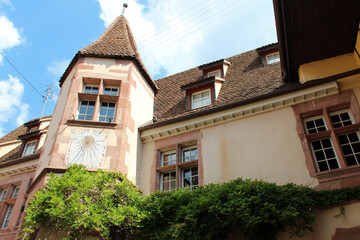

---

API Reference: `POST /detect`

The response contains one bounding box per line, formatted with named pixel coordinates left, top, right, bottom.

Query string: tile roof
left=59, top=16, right=157, bottom=93
left=0, top=146, right=41, bottom=166
left=0, top=125, right=26, bottom=144
left=145, top=49, right=304, bottom=129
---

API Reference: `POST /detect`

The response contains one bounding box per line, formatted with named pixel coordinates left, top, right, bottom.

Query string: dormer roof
left=59, top=16, right=157, bottom=93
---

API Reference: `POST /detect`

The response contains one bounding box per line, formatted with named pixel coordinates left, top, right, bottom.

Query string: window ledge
left=156, top=165, right=176, bottom=173
left=78, top=92, right=98, bottom=101
left=100, top=94, right=119, bottom=102
left=316, top=165, right=360, bottom=184
left=178, top=159, right=198, bottom=168
left=66, top=119, right=117, bottom=128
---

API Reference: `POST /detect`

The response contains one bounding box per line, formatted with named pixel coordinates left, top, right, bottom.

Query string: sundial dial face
left=65, top=129, right=109, bottom=168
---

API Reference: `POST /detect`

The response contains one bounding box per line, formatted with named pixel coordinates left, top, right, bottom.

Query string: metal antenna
left=121, top=3, right=128, bottom=16
left=40, top=84, right=53, bottom=118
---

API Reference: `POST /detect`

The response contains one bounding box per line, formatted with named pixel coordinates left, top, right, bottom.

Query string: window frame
left=191, top=89, right=212, bottom=110
left=265, top=52, right=280, bottom=65
left=77, top=100, right=96, bottom=121
left=83, top=85, right=99, bottom=94
left=0, top=189, right=7, bottom=201
left=11, top=187, right=20, bottom=199
left=103, top=86, right=119, bottom=96
left=98, top=101, right=116, bottom=122
left=207, top=70, right=221, bottom=78
left=22, top=141, right=37, bottom=156
left=292, top=90, right=360, bottom=188
left=157, top=145, right=199, bottom=191
left=1, top=204, right=14, bottom=229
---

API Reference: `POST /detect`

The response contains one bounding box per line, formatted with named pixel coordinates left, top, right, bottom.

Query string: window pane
left=311, top=138, right=339, bottom=172
left=338, top=132, right=360, bottom=166
left=304, top=117, right=326, bottom=134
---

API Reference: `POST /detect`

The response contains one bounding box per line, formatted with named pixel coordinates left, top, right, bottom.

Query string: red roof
left=59, top=16, right=157, bottom=93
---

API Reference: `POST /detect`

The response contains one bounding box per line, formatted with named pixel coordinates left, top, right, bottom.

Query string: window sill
left=316, top=165, right=360, bottom=184
left=66, top=119, right=117, bottom=128
left=100, top=94, right=119, bottom=102
left=178, top=159, right=198, bottom=168
left=78, top=92, right=98, bottom=101
left=156, top=165, right=176, bottom=173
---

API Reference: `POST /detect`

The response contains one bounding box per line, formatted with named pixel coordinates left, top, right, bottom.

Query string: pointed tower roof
left=59, top=16, right=157, bottom=93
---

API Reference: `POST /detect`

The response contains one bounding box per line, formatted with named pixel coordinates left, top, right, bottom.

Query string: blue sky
left=0, top=0, right=277, bottom=136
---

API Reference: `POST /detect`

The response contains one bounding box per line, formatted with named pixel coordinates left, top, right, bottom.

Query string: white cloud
left=0, top=15, right=23, bottom=63
left=0, top=0, right=12, bottom=8
left=96, top=0, right=277, bottom=78
left=47, top=59, right=70, bottom=77
left=0, top=75, right=30, bottom=137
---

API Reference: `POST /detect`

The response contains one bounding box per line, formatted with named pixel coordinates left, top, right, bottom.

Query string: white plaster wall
left=37, top=133, right=47, bottom=151
left=279, top=202, right=360, bottom=240
left=125, top=65, right=154, bottom=183
left=0, top=142, right=21, bottom=158
left=35, top=64, right=76, bottom=178
left=137, top=140, right=155, bottom=195
left=201, top=107, right=315, bottom=186
left=39, top=119, right=51, bottom=130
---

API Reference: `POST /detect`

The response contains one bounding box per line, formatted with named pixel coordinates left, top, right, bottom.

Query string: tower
left=30, top=14, right=157, bottom=195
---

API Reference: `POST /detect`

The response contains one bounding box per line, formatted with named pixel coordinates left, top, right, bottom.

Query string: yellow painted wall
left=298, top=53, right=360, bottom=83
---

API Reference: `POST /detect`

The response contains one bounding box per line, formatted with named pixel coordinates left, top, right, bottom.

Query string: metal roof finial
left=121, top=3, right=128, bottom=16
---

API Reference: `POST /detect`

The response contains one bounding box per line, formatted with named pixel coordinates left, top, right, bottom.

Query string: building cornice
left=140, top=82, right=339, bottom=143
left=0, top=159, right=38, bottom=180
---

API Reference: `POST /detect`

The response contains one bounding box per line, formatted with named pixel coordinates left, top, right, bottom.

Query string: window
left=158, top=146, right=199, bottom=191
left=83, top=85, right=99, bottom=94
left=29, top=127, right=38, bottom=133
left=22, top=141, right=37, bottom=156
left=98, top=102, right=116, bottom=122
left=182, top=147, right=198, bottom=162
left=2, top=205, right=13, bottom=228
left=0, top=189, right=7, bottom=201
left=191, top=90, right=211, bottom=109
left=183, top=167, right=199, bottom=189
left=160, top=172, right=176, bottom=191
left=303, top=109, right=360, bottom=173
left=103, top=87, right=119, bottom=96
left=12, top=187, right=20, bottom=199
left=78, top=100, right=95, bottom=120
left=76, top=79, right=119, bottom=124
left=266, top=52, right=280, bottom=64
left=207, top=70, right=221, bottom=78
left=161, top=151, right=176, bottom=166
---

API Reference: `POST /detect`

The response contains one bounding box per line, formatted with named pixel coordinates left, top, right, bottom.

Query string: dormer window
left=192, top=89, right=211, bottom=109
left=265, top=52, right=280, bottom=64
left=207, top=70, right=221, bottom=78
left=256, top=43, right=280, bottom=65
left=29, top=127, right=38, bottom=133
left=22, top=141, right=37, bottom=156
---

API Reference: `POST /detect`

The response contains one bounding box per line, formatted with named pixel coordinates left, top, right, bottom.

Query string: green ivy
left=22, top=165, right=360, bottom=240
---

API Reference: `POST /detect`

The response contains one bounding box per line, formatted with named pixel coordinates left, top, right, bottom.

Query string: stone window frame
left=76, top=78, right=120, bottom=123
left=293, top=90, right=360, bottom=188
left=157, top=144, right=199, bottom=191
left=152, top=131, right=203, bottom=192
left=1, top=204, right=13, bottom=229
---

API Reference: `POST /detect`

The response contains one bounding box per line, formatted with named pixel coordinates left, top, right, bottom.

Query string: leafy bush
left=21, top=165, right=145, bottom=240
left=22, top=165, right=360, bottom=240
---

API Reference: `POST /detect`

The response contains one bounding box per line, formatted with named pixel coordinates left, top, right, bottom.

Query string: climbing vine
left=22, top=165, right=360, bottom=240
